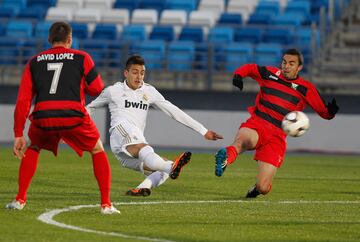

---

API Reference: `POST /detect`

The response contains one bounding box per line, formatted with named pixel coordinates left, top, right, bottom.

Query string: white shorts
left=110, top=121, right=149, bottom=174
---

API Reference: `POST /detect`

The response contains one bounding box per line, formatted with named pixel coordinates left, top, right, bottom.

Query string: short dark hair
left=283, top=48, right=304, bottom=66
left=48, top=22, right=72, bottom=44
left=125, top=55, right=145, bottom=70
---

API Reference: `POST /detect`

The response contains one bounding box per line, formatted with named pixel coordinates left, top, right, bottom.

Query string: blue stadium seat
left=0, top=23, right=5, bottom=37
left=22, top=39, right=41, bottom=64
left=113, top=0, right=141, bottom=12
left=285, top=1, right=311, bottom=17
left=121, top=25, right=147, bottom=42
left=133, top=40, right=166, bottom=70
left=254, top=1, right=281, bottom=16
left=81, top=39, right=109, bottom=67
left=2, top=0, right=27, bottom=10
left=27, top=0, right=56, bottom=8
left=217, top=13, right=242, bottom=26
left=70, top=23, right=88, bottom=39
left=224, top=42, right=253, bottom=72
left=165, top=0, right=197, bottom=13
left=108, top=41, right=127, bottom=68
left=0, top=6, right=19, bottom=19
left=271, top=13, right=304, bottom=28
left=149, top=25, right=175, bottom=42
left=194, top=42, right=210, bottom=70
left=6, top=21, right=33, bottom=38
left=178, top=26, right=203, bottom=42
left=139, top=0, right=166, bottom=13
left=92, top=24, right=118, bottom=40
left=254, top=43, right=283, bottom=67
left=34, top=21, right=52, bottom=39
left=0, top=37, right=24, bottom=64
left=294, top=27, right=320, bottom=48
left=167, top=40, right=195, bottom=71
left=234, top=27, right=263, bottom=44
left=247, top=13, right=272, bottom=25
left=17, top=6, right=47, bottom=21
left=208, top=27, right=234, bottom=44
left=262, top=28, right=293, bottom=45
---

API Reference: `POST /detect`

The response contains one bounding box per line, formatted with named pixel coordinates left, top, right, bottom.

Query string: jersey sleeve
left=304, top=83, right=335, bottom=120
left=86, top=87, right=111, bottom=115
left=83, top=53, right=104, bottom=96
left=151, top=87, right=208, bottom=136
left=14, top=63, right=35, bottom=137
left=233, top=63, right=262, bottom=81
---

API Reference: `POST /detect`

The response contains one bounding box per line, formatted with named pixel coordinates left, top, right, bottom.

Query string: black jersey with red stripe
left=234, top=64, right=335, bottom=132
left=14, top=46, right=104, bottom=137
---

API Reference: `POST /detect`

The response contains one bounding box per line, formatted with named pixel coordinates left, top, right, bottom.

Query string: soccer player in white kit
left=87, top=55, right=223, bottom=196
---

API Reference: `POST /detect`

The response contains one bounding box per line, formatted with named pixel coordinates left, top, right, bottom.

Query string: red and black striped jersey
left=234, top=64, right=335, bottom=133
left=14, top=46, right=104, bottom=137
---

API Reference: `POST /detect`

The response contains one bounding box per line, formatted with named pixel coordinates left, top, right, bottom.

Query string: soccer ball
left=281, top=111, right=310, bottom=137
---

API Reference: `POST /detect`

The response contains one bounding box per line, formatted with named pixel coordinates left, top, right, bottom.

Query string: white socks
left=138, top=146, right=173, bottom=173
left=137, top=171, right=169, bottom=189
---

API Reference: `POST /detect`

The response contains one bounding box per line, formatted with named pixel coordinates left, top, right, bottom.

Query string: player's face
left=281, top=54, right=303, bottom=80
left=124, top=64, right=145, bottom=90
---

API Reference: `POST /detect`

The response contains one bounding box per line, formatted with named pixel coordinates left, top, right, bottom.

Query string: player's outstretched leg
left=125, top=188, right=151, bottom=197
left=170, top=152, right=191, bottom=179
left=215, top=148, right=228, bottom=177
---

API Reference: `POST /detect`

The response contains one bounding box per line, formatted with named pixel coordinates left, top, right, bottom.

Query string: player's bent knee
left=90, top=139, right=105, bottom=154
left=257, top=183, right=272, bottom=195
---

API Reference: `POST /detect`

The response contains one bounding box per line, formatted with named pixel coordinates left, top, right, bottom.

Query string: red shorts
left=240, top=116, right=287, bottom=167
left=28, top=115, right=100, bottom=157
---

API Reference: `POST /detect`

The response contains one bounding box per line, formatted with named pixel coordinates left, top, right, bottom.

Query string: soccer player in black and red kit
left=6, top=22, right=119, bottom=214
left=215, top=49, right=339, bottom=198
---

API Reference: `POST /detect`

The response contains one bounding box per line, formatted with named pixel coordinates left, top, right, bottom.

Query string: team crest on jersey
left=275, top=70, right=281, bottom=76
left=143, top=94, right=148, bottom=101
left=291, top=83, right=298, bottom=90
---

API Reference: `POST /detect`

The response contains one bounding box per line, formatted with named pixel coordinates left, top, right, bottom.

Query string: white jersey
left=86, top=81, right=208, bottom=136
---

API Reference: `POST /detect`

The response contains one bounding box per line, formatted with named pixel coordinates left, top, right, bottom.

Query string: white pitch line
left=37, top=200, right=360, bottom=242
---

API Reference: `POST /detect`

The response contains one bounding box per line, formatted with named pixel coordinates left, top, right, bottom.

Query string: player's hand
left=13, top=136, right=27, bottom=159
left=204, top=130, right=223, bottom=140
left=327, top=98, right=339, bottom=116
left=232, top=74, right=243, bottom=91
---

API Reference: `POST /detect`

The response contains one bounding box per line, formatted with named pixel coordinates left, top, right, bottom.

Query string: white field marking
left=38, top=200, right=360, bottom=242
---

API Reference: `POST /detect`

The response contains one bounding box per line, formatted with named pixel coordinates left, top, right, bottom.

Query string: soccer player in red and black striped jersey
left=215, top=49, right=339, bottom=198
left=6, top=22, right=119, bottom=214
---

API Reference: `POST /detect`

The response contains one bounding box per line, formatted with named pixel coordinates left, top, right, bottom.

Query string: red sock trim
left=16, top=148, right=40, bottom=202
left=92, top=151, right=111, bottom=206
left=226, top=146, right=238, bottom=164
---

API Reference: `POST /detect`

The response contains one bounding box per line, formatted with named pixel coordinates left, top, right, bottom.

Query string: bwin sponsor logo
left=125, top=100, right=148, bottom=110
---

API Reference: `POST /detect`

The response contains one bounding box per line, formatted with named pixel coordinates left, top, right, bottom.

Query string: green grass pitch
left=1, top=147, right=359, bottom=242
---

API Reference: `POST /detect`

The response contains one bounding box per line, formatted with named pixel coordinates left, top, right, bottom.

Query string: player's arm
left=13, top=63, right=34, bottom=158
left=152, top=89, right=222, bottom=140
left=305, top=84, right=339, bottom=119
left=83, top=53, right=104, bottom=96
left=86, top=87, right=111, bottom=116
left=232, top=64, right=262, bottom=90
left=14, top=63, right=34, bottom=138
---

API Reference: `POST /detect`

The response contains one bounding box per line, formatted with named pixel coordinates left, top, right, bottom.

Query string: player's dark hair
left=125, top=55, right=145, bottom=70
left=48, top=22, right=72, bottom=44
left=284, top=48, right=304, bottom=66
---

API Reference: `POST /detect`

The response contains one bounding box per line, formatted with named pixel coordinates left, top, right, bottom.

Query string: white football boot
left=6, top=200, right=26, bottom=210
left=101, top=204, right=120, bottom=215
